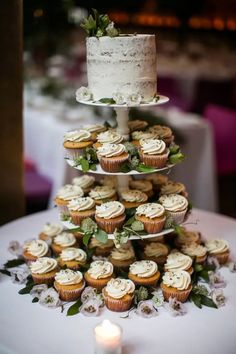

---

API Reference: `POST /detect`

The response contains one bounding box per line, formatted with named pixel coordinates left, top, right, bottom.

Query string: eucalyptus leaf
left=131, top=220, right=144, bottom=232
left=200, top=295, right=217, bottom=309
left=4, top=258, right=25, bottom=269
left=80, top=158, right=90, bottom=172
left=120, top=163, right=131, bottom=173
left=199, top=269, right=210, bottom=282
left=190, top=293, right=202, bottom=309
left=18, top=283, right=34, bottom=295
left=83, top=233, right=92, bottom=247
left=169, top=144, right=180, bottom=155
left=124, top=215, right=135, bottom=226
left=136, top=164, right=155, bottom=173
left=32, top=297, right=39, bottom=303
left=194, top=264, right=204, bottom=272
left=67, top=299, right=82, bottom=316
left=95, top=229, right=108, bottom=244
left=0, top=269, right=11, bottom=276
left=169, top=152, right=185, bottom=165
left=173, top=224, right=184, bottom=235
left=90, top=163, right=97, bottom=171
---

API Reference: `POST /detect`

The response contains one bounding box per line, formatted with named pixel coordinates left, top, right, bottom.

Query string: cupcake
left=161, top=270, right=192, bottom=302
left=68, top=197, right=96, bottom=225
left=97, top=143, right=129, bottom=173
left=164, top=250, right=193, bottom=274
left=89, top=237, right=114, bottom=257
left=108, top=244, right=136, bottom=271
left=205, top=239, right=230, bottom=264
left=131, top=130, right=155, bottom=147
left=84, top=260, right=114, bottom=290
left=129, top=179, right=153, bottom=198
left=72, top=175, right=95, bottom=194
left=95, top=201, right=126, bottom=234
left=30, top=257, right=58, bottom=286
left=39, top=223, right=64, bottom=241
left=89, top=186, right=117, bottom=205
left=128, top=260, right=160, bottom=286
left=159, top=194, right=188, bottom=224
left=58, top=247, right=87, bottom=270
left=120, top=189, right=148, bottom=209
left=128, top=120, right=148, bottom=132
left=146, top=173, right=169, bottom=192
left=51, top=232, right=77, bottom=256
left=142, top=242, right=169, bottom=265
left=135, top=203, right=166, bottom=234
left=83, top=124, right=107, bottom=140
left=100, top=176, right=117, bottom=189
left=54, top=184, right=84, bottom=216
left=23, top=240, right=50, bottom=262
left=63, top=130, right=93, bottom=159
left=147, top=125, right=174, bottom=146
left=181, top=243, right=207, bottom=264
left=139, top=139, right=169, bottom=169
left=93, top=130, right=123, bottom=149
left=160, top=181, right=188, bottom=198
left=54, top=269, right=85, bottom=301
left=102, top=278, right=135, bottom=312
left=174, top=228, right=201, bottom=248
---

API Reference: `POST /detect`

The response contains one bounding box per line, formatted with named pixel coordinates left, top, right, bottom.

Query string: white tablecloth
left=0, top=208, right=236, bottom=354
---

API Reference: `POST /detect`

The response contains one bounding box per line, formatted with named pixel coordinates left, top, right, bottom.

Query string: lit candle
left=94, top=319, right=122, bottom=354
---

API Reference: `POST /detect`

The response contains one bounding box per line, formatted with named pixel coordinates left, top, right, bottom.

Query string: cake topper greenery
left=81, top=9, right=120, bottom=37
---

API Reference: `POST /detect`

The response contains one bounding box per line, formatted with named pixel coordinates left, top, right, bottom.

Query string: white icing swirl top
left=90, top=237, right=114, bottom=249
left=165, top=251, right=193, bottom=271
left=54, top=232, right=76, bottom=247
left=148, top=125, right=172, bottom=138
left=176, top=229, right=200, bottom=245
left=136, top=203, right=165, bottom=219
left=181, top=244, right=207, bottom=258
left=55, top=269, right=83, bottom=285
left=87, top=261, right=113, bottom=279
left=57, top=184, right=84, bottom=201
left=97, top=131, right=123, bottom=144
left=140, top=139, right=166, bottom=155
left=68, top=197, right=95, bottom=212
left=162, top=270, right=191, bottom=290
left=129, top=260, right=158, bottom=278
left=97, top=143, right=126, bottom=158
left=121, top=189, right=148, bottom=203
left=132, top=131, right=155, bottom=140
left=72, top=175, right=95, bottom=189
left=110, top=246, right=135, bottom=260
left=160, top=181, right=185, bottom=195
left=41, top=223, right=63, bottom=237
left=60, top=247, right=87, bottom=262
left=144, top=242, right=169, bottom=257
left=105, top=278, right=135, bottom=299
left=25, top=240, right=48, bottom=257
left=89, top=186, right=116, bottom=200
left=30, top=257, right=57, bottom=274
left=96, top=201, right=125, bottom=220
left=84, top=124, right=105, bottom=133
left=129, top=179, right=152, bottom=192
left=159, top=194, right=188, bottom=212
left=64, top=130, right=91, bottom=142
left=205, top=239, right=229, bottom=254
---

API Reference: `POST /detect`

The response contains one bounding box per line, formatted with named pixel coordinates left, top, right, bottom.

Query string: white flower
left=209, top=271, right=226, bottom=289
left=207, top=256, right=220, bottom=271
left=80, top=299, right=100, bottom=316
left=228, top=261, right=236, bottom=272
left=164, top=297, right=187, bottom=317
left=126, top=93, right=142, bottom=106
left=112, top=92, right=126, bottom=105
left=8, top=241, right=23, bottom=257
left=136, top=300, right=158, bottom=318
left=211, top=289, right=226, bottom=307
left=30, top=284, right=48, bottom=298
left=76, top=87, right=92, bottom=102
left=81, top=287, right=97, bottom=303
left=39, top=288, right=61, bottom=309
left=10, top=265, right=30, bottom=284
left=152, top=291, right=164, bottom=309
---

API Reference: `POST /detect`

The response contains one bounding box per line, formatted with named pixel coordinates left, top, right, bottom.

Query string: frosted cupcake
left=84, top=260, right=114, bottom=290
left=128, top=260, right=160, bottom=286
left=131, top=130, right=156, bottom=147
left=160, top=181, right=188, bottom=198
left=161, top=270, right=192, bottom=302
left=139, top=139, right=169, bottom=169
left=108, top=244, right=136, bottom=270
left=181, top=243, right=207, bottom=264
left=146, top=173, right=169, bottom=192
left=100, top=176, right=117, bottom=189
left=51, top=232, right=77, bottom=256
left=129, top=179, right=153, bottom=198
left=135, top=203, right=166, bottom=234
left=174, top=228, right=201, bottom=248
left=205, top=239, right=230, bottom=264
left=30, top=257, right=58, bottom=285
left=120, top=189, right=148, bottom=209
left=159, top=194, right=188, bottom=224
left=72, top=175, right=95, bottom=194
left=23, top=240, right=50, bottom=262
left=54, top=269, right=85, bottom=301
left=89, top=186, right=117, bottom=205
left=147, top=125, right=174, bottom=146
left=58, top=247, right=87, bottom=270
left=54, top=184, right=84, bottom=216
left=94, top=130, right=123, bottom=149
left=102, top=278, right=135, bottom=312
left=95, top=201, right=126, bottom=234
left=128, top=120, right=148, bottom=132
left=142, top=242, right=169, bottom=265
left=68, top=197, right=96, bottom=225
left=89, top=237, right=114, bottom=257
left=164, top=250, right=193, bottom=274
left=39, top=223, right=64, bottom=241
left=63, top=130, right=93, bottom=159
left=83, top=124, right=106, bottom=140
left=97, top=143, right=129, bottom=173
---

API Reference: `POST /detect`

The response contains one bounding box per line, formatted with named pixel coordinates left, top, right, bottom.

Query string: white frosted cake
left=86, top=34, right=157, bottom=101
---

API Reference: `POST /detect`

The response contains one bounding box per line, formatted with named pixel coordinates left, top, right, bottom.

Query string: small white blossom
left=8, top=241, right=23, bottom=257
left=76, top=87, right=92, bottom=102
left=211, top=289, right=226, bottom=308
left=112, top=92, right=126, bottom=105
left=228, top=261, right=236, bottom=272
left=81, top=287, right=97, bottom=303
left=39, top=288, right=61, bottom=309
left=136, top=300, right=158, bottom=318
left=152, top=291, right=164, bottom=309
left=164, top=297, right=187, bottom=317
left=80, top=299, right=100, bottom=316
left=30, top=284, right=48, bottom=298
left=126, top=93, right=142, bottom=106
left=10, top=264, right=30, bottom=284
left=209, top=271, right=226, bottom=289
left=207, top=256, right=220, bottom=271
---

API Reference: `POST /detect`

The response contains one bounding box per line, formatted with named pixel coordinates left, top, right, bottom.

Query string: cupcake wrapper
left=56, top=204, right=70, bottom=216
left=65, top=148, right=84, bottom=160
left=84, top=274, right=114, bottom=290
left=139, top=150, right=169, bottom=169
left=161, top=283, right=192, bottom=303
left=70, top=210, right=95, bottom=225
left=142, top=216, right=166, bottom=234
left=102, top=289, right=134, bottom=312
left=214, top=252, right=230, bottom=265
left=167, top=209, right=187, bottom=225
left=100, top=155, right=129, bottom=173
left=32, top=274, right=55, bottom=286
left=95, top=215, right=126, bottom=234
left=55, top=282, right=85, bottom=301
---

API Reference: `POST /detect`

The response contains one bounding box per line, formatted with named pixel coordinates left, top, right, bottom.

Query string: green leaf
left=136, top=164, right=155, bottom=173
left=131, top=220, right=144, bottom=232
left=94, top=229, right=108, bottom=244
left=200, top=295, right=217, bottom=309
left=199, top=269, right=210, bottom=282
left=69, top=227, right=82, bottom=234
left=173, top=224, right=184, bottom=235
left=99, top=98, right=116, bottom=104
left=194, top=264, right=204, bottom=272
left=18, top=283, right=34, bottom=295
left=120, top=162, right=131, bottom=173
left=81, top=218, right=97, bottom=234
left=4, top=258, right=25, bottom=269
left=89, top=163, right=97, bottom=171
left=67, top=299, right=82, bottom=316
left=0, top=269, right=11, bottom=276
left=124, top=215, right=135, bottom=226
left=169, top=144, right=180, bottom=155
left=83, top=233, right=92, bottom=247
left=125, top=208, right=136, bottom=218
left=80, top=158, right=90, bottom=172
left=190, top=293, right=202, bottom=309
left=32, top=297, right=39, bottom=303
left=169, top=152, right=185, bottom=165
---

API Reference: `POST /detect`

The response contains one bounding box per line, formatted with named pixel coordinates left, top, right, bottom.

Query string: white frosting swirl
left=105, top=278, right=135, bottom=299
left=89, top=186, right=116, bottom=200
left=54, top=232, right=76, bottom=247
left=90, top=238, right=114, bottom=249
left=64, top=130, right=91, bottom=142
left=205, top=239, right=229, bottom=254
left=136, top=203, right=165, bottom=219
left=68, top=197, right=95, bottom=212
left=84, top=124, right=105, bottom=133
left=25, top=240, right=48, bottom=257
left=121, top=189, right=148, bottom=203
left=148, top=125, right=172, bottom=138
left=144, top=242, right=169, bottom=257
left=96, top=201, right=125, bottom=219
left=97, top=143, right=126, bottom=157
left=159, top=194, right=188, bottom=212
left=160, top=181, right=185, bottom=195
left=72, top=175, right=95, bottom=189
left=132, top=131, right=155, bottom=140
left=140, top=138, right=166, bottom=155
left=110, top=246, right=135, bottom=260
left=129, top=179, right=152, bottom=192
left=55, top=269, right=83, bottom=285
left=88, top=260, right=113, bottom=279
left=41, top=223, right=63, bottom=237
left=129, top=260, right=157, bottom=278
left=97, top=131, right=123, bottom=144
left=162, top=270, right=191, bottom=290
left=181, top=244, right=207, bottom=258
left=60, top=247, right=87, bottom=262
left=165, top=251, right=193, bottom=271
left=57, top=184, right=84, bottom=201
left=30, top=257, right=57, bottom=274
left=176, top=229, right=200, bottom=245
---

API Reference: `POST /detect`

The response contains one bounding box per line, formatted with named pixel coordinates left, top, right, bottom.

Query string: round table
left=0, top=208, right=236, bottom=354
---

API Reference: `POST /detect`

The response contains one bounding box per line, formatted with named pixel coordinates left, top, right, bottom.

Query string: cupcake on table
left=63, top=129, right=93, bottom=159
left=147, top=125, right=174, bottom=146
left=139, top=138, right=169, bottom=169
left=108, top=243, right=136, bottom=271
left=174, top=228, right=201, bottom=248
left=129, top=179, right=153, bottom=198
left=89, top=186, right=117, bottom=205
left=164, top=250, right=193, bottom=274
left=54, top=269, right=85, bottom=301
left=120, top=189, right=148, bottom=209
left=23, top=240, right=50, bottom=262
left=135, top=203, right=166, bottom=234
left=205, top=239, right=230, bottom=264
left=93, top=130, right=123, bottom=149
left=58, top=247, right=87, bottom=270
left=160, top=269, right=192, bottom=303
left=39, top=223, right=63, bottom=241
left=95, top=201, right=126, bottom=234
left=131, top=130, right=156, bottom=147
left=181, top=243, right=207, bottom=264
left=142, top=242, right=170, bottom=265
left=128, top=260, right=160, bottom=286
left=84, top=260, right=114, bottom=290
left=160, top=180, right=188, bottom=198
left=102, top=278, right=135, bottom=312
left=159, top=193, right=189, bottom=224
left=89, top=237, right=114, bottom=257
left=54, top=184, right=84, bottom=216
left=72, top=175, right=95, bottom=194
left=97, top=143, right=129, bottom=173
left=68, top=197, right=96, bottom=225
left=30, top=257, right=58, bottom=286
left=51, top=232, right=77, bottom=256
